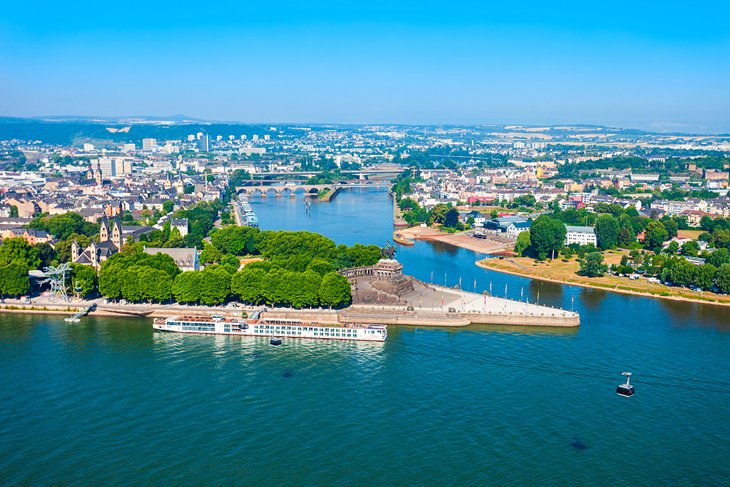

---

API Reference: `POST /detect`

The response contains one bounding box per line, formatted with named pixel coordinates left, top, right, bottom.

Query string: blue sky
left=1, top=1, right=729, bottom=131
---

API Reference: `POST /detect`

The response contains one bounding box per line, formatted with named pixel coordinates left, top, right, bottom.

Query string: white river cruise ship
left=153, top=315, right=387, bottom=342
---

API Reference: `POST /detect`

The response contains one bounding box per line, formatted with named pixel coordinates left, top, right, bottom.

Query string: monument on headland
left=338, top=250, right=580, bottom=328
left=340, top=259, right=415, bottom=304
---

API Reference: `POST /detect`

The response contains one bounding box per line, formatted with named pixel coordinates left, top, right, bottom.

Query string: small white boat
left=64, top=317, right=81, bottom=323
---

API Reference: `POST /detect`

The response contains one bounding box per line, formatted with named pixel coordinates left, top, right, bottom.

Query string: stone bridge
left=235, top=181, right=388, bottom=196
left=236, top=184, right=336, bottom=196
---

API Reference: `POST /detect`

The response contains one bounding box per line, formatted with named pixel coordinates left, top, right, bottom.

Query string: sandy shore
left=477, top=258, right=730, bottom=308
left=395, top=226, right=514, bottom=255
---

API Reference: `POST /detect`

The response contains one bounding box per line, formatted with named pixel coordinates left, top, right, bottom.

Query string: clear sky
left=1, top=1, right=729, bottom=132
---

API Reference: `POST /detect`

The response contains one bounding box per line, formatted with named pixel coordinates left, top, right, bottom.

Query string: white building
left=143, top=247, right=200, bottom=272
left=95, top=157, right=133, bottom=178
left=565, top=225, right=597, bottom=246
left=171, top=218, right=188, bottom=237
left=142, top=138, right=157, bottom=151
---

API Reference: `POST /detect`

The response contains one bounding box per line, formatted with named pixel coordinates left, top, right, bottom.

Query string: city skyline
left=1, top=1, right=729, bottom=132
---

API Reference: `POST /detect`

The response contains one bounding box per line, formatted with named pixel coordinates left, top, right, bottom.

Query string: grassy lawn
left=678, top=229, right=704, bottom=239
left=479, top=251, right=730, bottom=305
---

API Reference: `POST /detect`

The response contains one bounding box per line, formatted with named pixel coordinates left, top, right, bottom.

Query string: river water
left=1, top=188, right=729, bottom=485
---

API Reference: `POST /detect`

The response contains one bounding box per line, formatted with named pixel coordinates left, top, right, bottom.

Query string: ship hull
left=153, top=320, right=386, bottom=342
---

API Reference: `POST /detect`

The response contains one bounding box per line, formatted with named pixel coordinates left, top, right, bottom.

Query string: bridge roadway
left=235, top=182, right=387, bottom=195
left=240, top=168, right=403, bottom=178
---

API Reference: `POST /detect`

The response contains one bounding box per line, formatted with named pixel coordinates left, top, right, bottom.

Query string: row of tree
left=95, top=225, right=377, bottom=307
left=661, top=259, right=730, bottom=293
left=97, top=248, right=353, bottom=308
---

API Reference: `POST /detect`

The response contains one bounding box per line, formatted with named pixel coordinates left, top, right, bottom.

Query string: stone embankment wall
left=341, top=306, right=579, bottom=328
left=460, top=311, right=580, bottom=327
left=263, top=310, right=340, bottom=323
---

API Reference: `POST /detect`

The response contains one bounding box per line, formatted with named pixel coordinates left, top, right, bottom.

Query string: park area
left=478, top=251, right=730, bottom=306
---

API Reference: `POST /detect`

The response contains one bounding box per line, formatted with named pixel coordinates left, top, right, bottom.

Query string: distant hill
left=0, top=117, right=277, bottom=145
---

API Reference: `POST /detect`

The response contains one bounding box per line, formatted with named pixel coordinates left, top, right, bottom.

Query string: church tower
left=99, top=215, right=110, bottom=243
left=71, top=240, right=80, bottom=262
left=111, top=216, right=123, bottom=249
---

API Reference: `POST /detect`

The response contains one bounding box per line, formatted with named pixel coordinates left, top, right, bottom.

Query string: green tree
left=667, top=241, right=679, bottom=255
left=34, top=242, right=57, bottom=267
left=429, top=204, right=450, bottom=225
left=231, top=267, right=266, bottom=304
left=199, top=267, right=231, bottom=305
left=98, top=261, right=124, bottom=300
left=318, top=272, right=351, bottom=308
left=644, top=221, right=669, bottom=251
left=717, top=263, right=730, bottom=294
left=0, top=263, right=30, bottom=296
left=172, top=271, right=202, bottom=303
left=71, top=264, right=97, bottom=298
left=595, top=214, right=619, bottom=250
left=200, top=243, right=223, bottom=264
left=706, top=248, right=730, bottom=267
left=262, top=268, right=287, bottom=305
left=164, top=227, right=185, bottom=248
left=257, top=231, right=336, bottom=261
left=0, top=238, right=41, bottom=268
left=700, top=216, right=714, bottom=231
left=660, top=217, right=679, bottom=239
left=682, top=240, right=700, bottom=257
left=617, top=225, right=635, bottom=247
left=307, top=258, right=335, bottom=276
left=529, top=216, right=566, bottom=260
left=162, top=200, right=175, bottom=214
left=694, top=264, right=717, bottom=291
left=514, top=230, right=531, bottom=256
left=579, top=252, right=607, bottom=277
left=443, top=208, right=460, bottom=228
left=668, top=259, right=697, bottom=287
left=210, top=226, right=259, bottom=256
left=138, top=268, right=173, bottom=302
left=28, top=212, right=98, bottom=240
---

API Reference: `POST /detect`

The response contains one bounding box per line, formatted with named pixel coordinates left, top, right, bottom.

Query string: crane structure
left=41, top=263, right=72, bottom=303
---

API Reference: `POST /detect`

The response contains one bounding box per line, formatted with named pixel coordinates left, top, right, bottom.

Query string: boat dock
left=65, top=304, right=95, bottom=322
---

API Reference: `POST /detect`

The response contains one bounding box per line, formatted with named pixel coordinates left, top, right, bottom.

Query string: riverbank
left=396, top=225, right=514, bottom=255
left=318, top=187, right=341, bottom=202
left=478, top=255, right=730, bottom=307
left=0, top=279, right=580, bottom=328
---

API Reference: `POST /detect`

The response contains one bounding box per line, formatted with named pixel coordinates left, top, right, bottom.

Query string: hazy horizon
left=1, top=1, right=729, bottom=133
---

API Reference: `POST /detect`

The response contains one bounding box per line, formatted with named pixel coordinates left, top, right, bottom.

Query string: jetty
left=65, top=304, right=95, bottom=322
